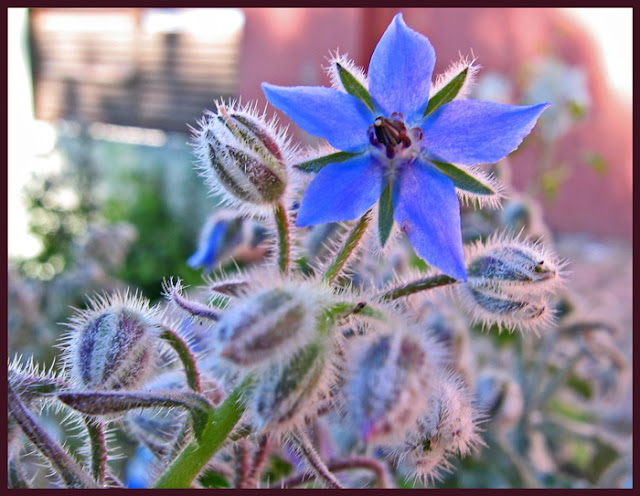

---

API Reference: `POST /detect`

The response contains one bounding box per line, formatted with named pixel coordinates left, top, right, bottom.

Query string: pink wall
left=239, top=8, right=632, bottom=240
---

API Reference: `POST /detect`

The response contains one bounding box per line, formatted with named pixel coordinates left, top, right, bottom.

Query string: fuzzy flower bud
left=194, top=101, right=291, bottom=215
left=394, top=374, right=484, bottom=484
left=344, top=320, right=445, bottom=443
left=61, top=292, right=160, bottom=391
left=248, top=339, right=334, bottom=435
left=457, top=233, right=564, bottom=334
left=213, top=279, right=330, bottom=368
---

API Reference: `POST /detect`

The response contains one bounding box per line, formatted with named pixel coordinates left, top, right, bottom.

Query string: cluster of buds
left=456, top=233, right=564, bottom=334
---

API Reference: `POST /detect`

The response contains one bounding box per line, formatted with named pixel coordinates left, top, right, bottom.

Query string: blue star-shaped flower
left=262, top=13, right=548, bottom=281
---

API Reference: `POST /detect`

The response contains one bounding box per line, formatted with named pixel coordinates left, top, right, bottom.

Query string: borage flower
left=262, top=13, right=548, bottom=281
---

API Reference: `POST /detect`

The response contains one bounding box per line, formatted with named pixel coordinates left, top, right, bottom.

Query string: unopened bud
left=61, top=292, right=160, bottom=391
left=214, top=281, right=328, bottom=368
left=194, top=101, right=290, bottom=214
left=249, top=339, right=333, bottom=435
left=187, top=211, right=245, bottom=272
left=345, top=321, right=444, bottom=443
left=395, top=374, right=483, bottom=484
left=457, top=234, right=564, bottom=334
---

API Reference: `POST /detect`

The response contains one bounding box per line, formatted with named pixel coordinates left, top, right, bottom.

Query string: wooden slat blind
left=29, top=8, right=242, bottom=133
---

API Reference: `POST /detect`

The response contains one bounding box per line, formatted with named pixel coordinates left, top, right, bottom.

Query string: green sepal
left=378, top=182, right=394, bottom=247
left=336, top=62, right=374, bottom=111
left=295, top=151, right=359, bottom=174
left=424, top=67, right=469, bottom=117
left=431, top=159, right=496, bottom=196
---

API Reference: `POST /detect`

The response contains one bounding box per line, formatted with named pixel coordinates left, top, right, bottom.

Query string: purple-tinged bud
left=457, top=233, right=565, bottom=334
left=213, top=280, right=329, bottom=368
left=248, top=339, right=334, bottom=435
left=193, top=101, right=291, bottom=216
left=60, top=291, right=160, bottom=392
left=344, top=320, right=445, bottom=443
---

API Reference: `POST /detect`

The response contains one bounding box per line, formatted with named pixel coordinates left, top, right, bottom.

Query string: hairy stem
left=290, top=429, right=343, bottom=489
left=323, top=209, right=372, bottom=285
left=84, top=417, right=107, bottom=485
left=8, top=385, right=98, bottom=488
left=379, top=274, right=457, bottom=301
left=535, top=347, right=586, bottom=409
left=246, top=434, right=271, bottom=488
left=235, top=438, right=251, bottom=488
left=153, top=375, right=254, bottom=488
left=160, top=326, right=202, bottom=393
left=272, top=456, right=392, bottom=488
left=274, top=201, right=291, bottom=274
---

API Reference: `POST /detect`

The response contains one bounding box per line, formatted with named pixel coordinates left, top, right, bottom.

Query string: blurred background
left=7, top=7, right=632, bottom=488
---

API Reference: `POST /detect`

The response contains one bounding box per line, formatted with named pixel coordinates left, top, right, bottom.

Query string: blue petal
left=393, top=161, right=467, bottom=281
left=296, top=154, right=384, bottom=226
left=421, top=100, right=550, bottom=166
left=262, top=83, right=373, bottom=152
left=368, top=13, right=436, bottom=123
left=187, top=221, right=228, bottom=271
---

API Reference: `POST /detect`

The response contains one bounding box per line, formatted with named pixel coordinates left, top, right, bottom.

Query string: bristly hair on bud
left=247, top=338, right=337, bottom=438
left=59, top=290, right=162, bottom=392
left=455, top=232, right=566, bottom=335
left=343, top=316, right=447, bottom=444
left=390, top=373, right=485, bottom=486
left=210, top=272, right=334, bottom=369
left=192, top=99, right=295, bottom=217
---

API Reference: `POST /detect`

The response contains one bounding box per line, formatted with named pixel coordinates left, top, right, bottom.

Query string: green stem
left=84, top=417, right=107, bottom=485
left=274, top=201, right=290, bottom=274
left=323, top=209, right=372, bottom=285
left=534, top=347, right=586, bottom=409
left=153, top=375, right=254, bottom=489
left=379, top=274, right=457, bottom=301
left=160, top=326, right=202, bottom=393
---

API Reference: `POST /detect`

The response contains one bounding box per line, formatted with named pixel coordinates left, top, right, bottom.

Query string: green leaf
left=294, top=151, right=359, bottom=174
left=198, top=469, right=231, bottom=488
left=378, top=183, right=394, bottom=247
left=424, top=67, right=469, bottom=116
left=566, top=373, right=593, bottom=399
left=431, top=159, right=495, bottom=195
left=336, top=62, right=374, bottom=111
